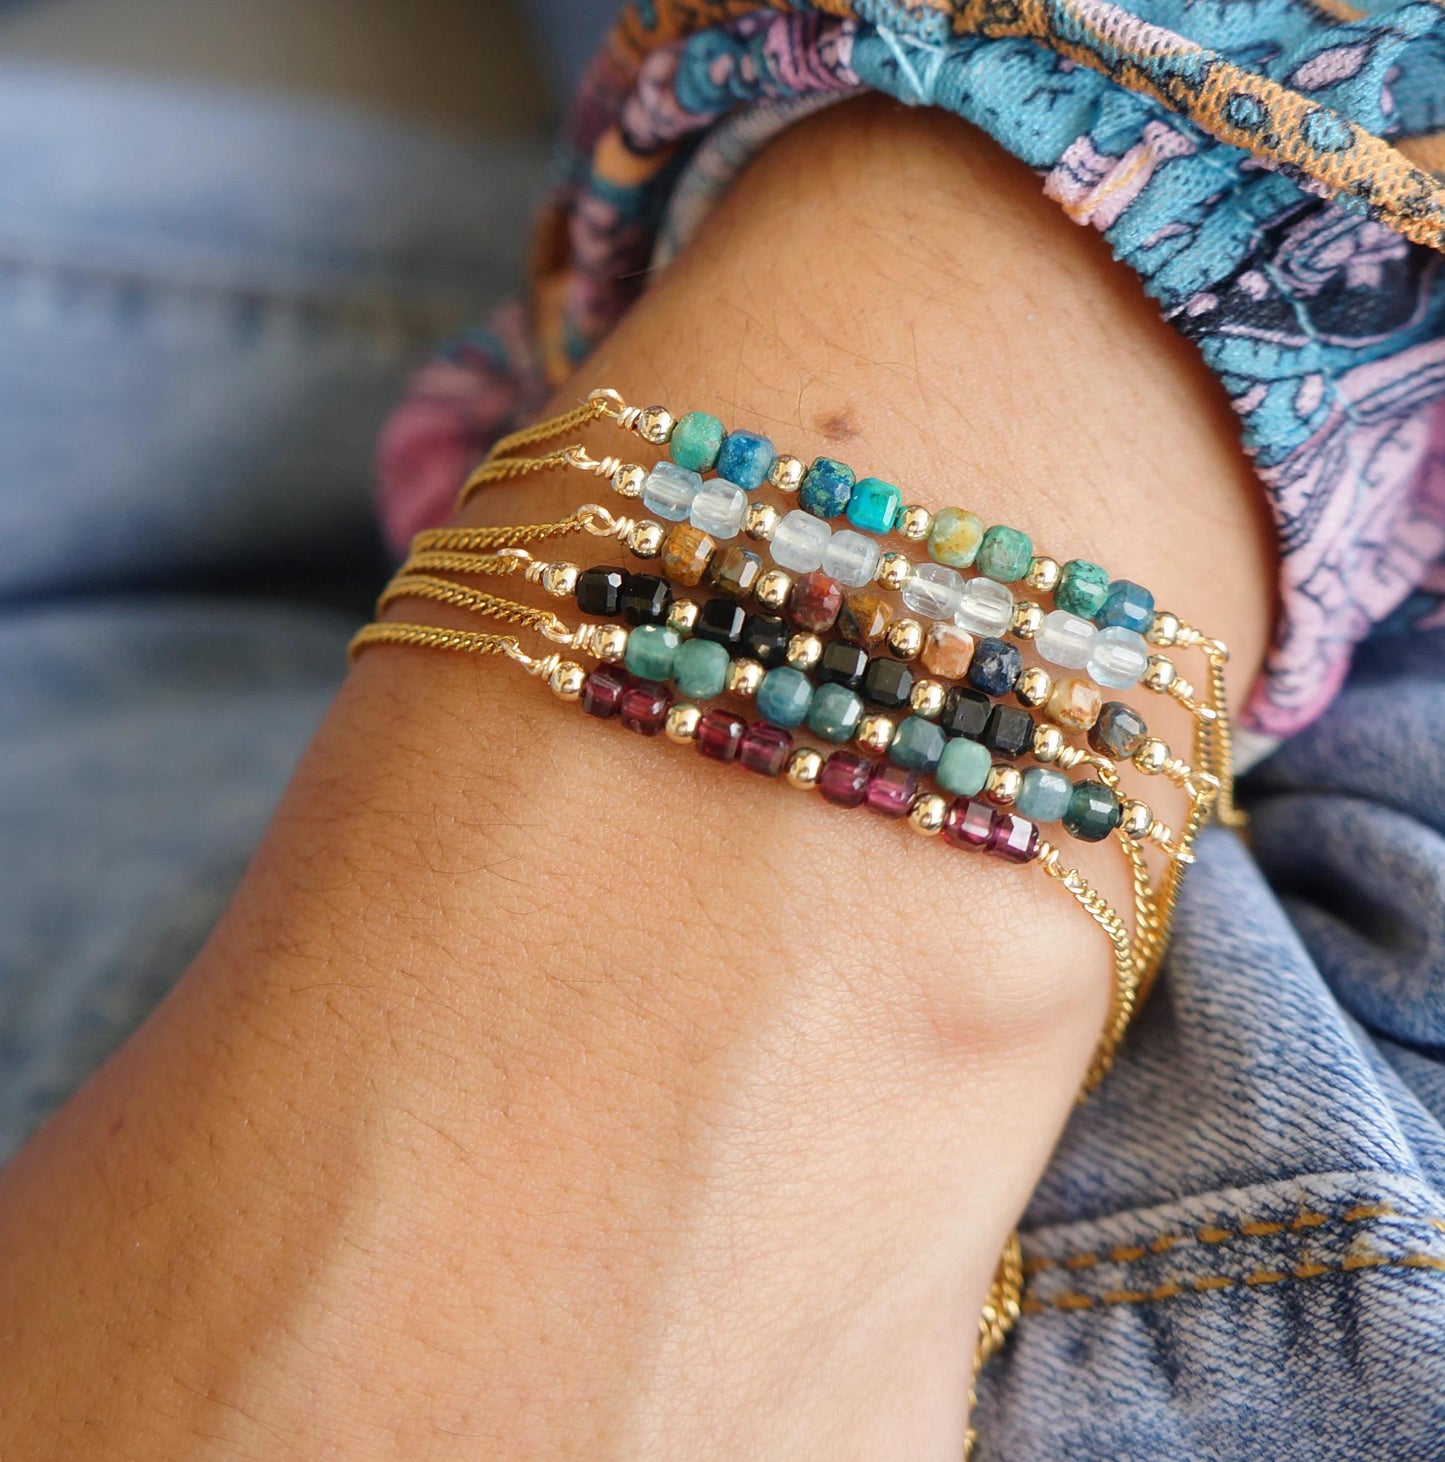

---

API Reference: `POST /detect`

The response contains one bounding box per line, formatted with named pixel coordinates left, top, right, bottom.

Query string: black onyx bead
left=620, top=573, right=672, bottom=626
left=862, top=656, right=914, bottom=709
left=940, top=686, right=990, bottom=740
left=742, top=613, right=790, bottom=667
left=1089, top=700, right=1148, bottom=759
left=694, top=598, right=747, bottom=647
left=575, top=564, right=626, bottom=618
left=982, top=705, right=1034, bottom=760
left=817, top=641, right=869, bottom=690
left=967, top=637, right=1023, bottom=697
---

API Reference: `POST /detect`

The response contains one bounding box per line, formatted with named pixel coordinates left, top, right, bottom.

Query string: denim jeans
left=1, top=62, right=1442, bottom=1462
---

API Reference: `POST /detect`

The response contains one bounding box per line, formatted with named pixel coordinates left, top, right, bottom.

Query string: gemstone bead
left=673, top=637, right=731, bottom=699
left=1088, top=626, right=1149, bottom=688
left=575, top=564, right=626, bottom=618
left=955, top=577, right=1014, bottom=636
left=838, top=590, right=892, bottom=648
left=580, top=664, right=628, bottom=719
left=928, top=508, right=984, bottom=568
left=709, top=545, right=762, bottom=599
left=920, top=623, right=975, bottom=679
left=716, top=429, right=775, bottom=490
left=989, top=813, right=1040, bottom=864
left=846, top=476, right=902, bottom=534
left=1057, top=559, right=1110, bottom=619
left=669, top=410, right=724, bottom=471
left=625, top=622, right=681, bottom=681
left=661, top=523, right=716, bottom=586
left=799, top=457, right=855, bottom=519
left=620, top=573, right=672, bottom=625
left=1090, top=701, right=1149, bottom=759
left=890, top=715, right=947, bottom=773
left=936, top=736, right=991, bottom=796
left=1096, top=578, right=1155, bottom=633
left=1036, top=610, right=1098, bottom=669
left=940, top=686, right=990, bottom=739
left=866, top=764, right=918, bottom=818
left=689, top=481, right=748, bottom=540
left=1015, top=767, right=1073, bottom=823
left=901, top=562, right=965, bottom=620
left=642, top=460, right=702, bottom=521
left=942, top=796, right=995, bottom=850
left=967, top=637, right=1023, bottom=697
left=695, top=707, right=746, bottom=761
left=807, top=682, right=864, bottom=743
left=742, top=613, right=790, bottom=666
left=976, top=524, right=1033, bottom=583
left=822, top=529, right=881, bottom=588
left=790, top=571, right=844, bottom=633
left=862, top=657, right=914, bottom=709
left=756, top=666, right=813, bottom=728
left=1063, top=780, right=1123, bottom=842
left=818, top=641, right=868, bottom=689
left=619, top=681, right=672, bottom=735
left=982, top=705, right=1034, bottom=760
left=771, top=509, right=832, bottom=572
left=739, top=722, right=792, bottom=776
left=1047, top=675, right=1102, bottom=731
left=694, top=598, right=746, bottom=647
left=818, top=750, right=871, bottom=807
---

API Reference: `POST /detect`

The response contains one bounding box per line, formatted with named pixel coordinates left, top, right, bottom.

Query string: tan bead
left=665, top=703, right=702, bottom=743
left=1146, top=611, right=1181, bottom=648
left=709, top=545, right=763, bottom=600
left=1016, top=665, right=1053, bottom=708
left=744, top=502, right=779, bottom=541
left=1120, top=798, right=1152, bottom=839
left=909, top=792, right=949, bottom=836
left=667, top=599, right=699, bottom=634
left=920, top=622, right=975, bottom=679
left=769, top=454, right=805, bottom=493
left=886, top=616, right=925, bottom=661
left=909, top=679, right=947, bottom=719
left=838, top=590, right=893, bottom=649
left=1025, top=555, right=1062, bottom=594
left=635, top=405, right=673, bottom=444
left=1047, top=675, right=1102, bottom=732
left=986, top=765, right=1023, bottom=806
left=787, top=633, right=823, bottom=671
left=1032, top=725, right=1065, bottom=763
left=875, top=551, right=912, bottom=591
left=592, top=624, right=629, bottom=663
left=755, top=568, right=794, bottom=610
left=856, top=713, right=896, bottom=754
left=612, top=462, right=646, bottom=498
left=1133, top=737, right=1169, bottom=775
left=548, top=661, right=586, bottom=700
left=661, top=522, right=716, bottom=587
left=539, top=561, right=579, bottom=597
left=786, top=747, right=823, bottom=789
left=1010, top=600, right=1044, bottom=639
left=899, top=505, right=932, bottom=541
left=628, top=519, right=665, bottom=558
left=1144, top=654, right=1178, bottom=692
left=727, top=658, right=765, bottom=697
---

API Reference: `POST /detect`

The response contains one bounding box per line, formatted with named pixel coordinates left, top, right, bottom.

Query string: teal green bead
left=806, top=682, right=864, bottom=743
left=846, top=476, right=902, bottom=534
left=624, top=623, right=681, bottom=681
left=669, top=411, right=725, bottom=472
left=889, top=715, right=947, bottom=772
left=976, top=524, right=1033, bottom=583
left=757, top=666, right=813, bottom=728
left=936, top=736, right=991, bottom=796
left=672, top=637, right=731, bottom=698
left=1057, top=559, right=1110, bottom=619
left=1015, top=767, right=1073, bottom=823
left=1062, top=779, right=1123, bottom=843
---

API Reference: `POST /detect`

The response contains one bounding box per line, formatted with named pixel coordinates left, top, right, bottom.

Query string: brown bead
left=790, top=570, right=844, bottom=634
left=920, top=623, right=975, bottom=680
left=1047, top=675, right=1102, bottom=732
left=708, top=545, right=763, bottom=600
left=837, top=589, right=892, bottom=648
left=661, top=522, right=716, bottom=587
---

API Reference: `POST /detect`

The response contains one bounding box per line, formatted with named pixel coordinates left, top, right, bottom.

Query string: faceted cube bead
left=822, top=529, right=881, bottom=588
left=669, top=410, right=725, bottom=471
left=940, top=686, right=990, bottom=739
left=865, top=765, right=918, bottom=819
left=716, top=429, right=775, bottom=490
left=955, top=577, right=1014, bottom=636
left=771, top=509, right=832, bottom=572
left=694, top=598, right=746, bottom=646
left=1057, top=559, right=1109, bottom=619
left=581, top=664, right=629, bottom=719
left=1015, top=767, right=1073, bottom=823
left=942, top=797, right=995, bottom=850
left=818, top=750, right=871, bottom=807
left=695, top=707, right=746, bottom=761
left=1089, top=701, right=1148, bottom=759
left=927, top=508, right=984, bottom=569
left=742, top=613, right=790, bottom=666
left=642, top=460, right=702, bottom=521
left=1048, top=675, right=1102, bottom=731
left=661, top=523, right=716, bottom=586
left=1036, top=610, right=1098, bottom=669
left=1088, top=627, right=1149, bottom=689
left=920, top=622, right=975, bottom=679
left=976, top=524, right=1033, bottom=583
left=890, top=715, right=947, bottom=773
left=756, top=666, right=814, bottom=729
left=967, top=637, right=1023, bottom=697
left=576, top=564, right=626, bottom=617
left=799, top=457, right=855, bottom=519
left=690, top=480, right=748, bottom=540
left=1063, top=780, right=1123, bottom=842
left=846, top=476, right=902, bottom=534
left=619, top=681, right=672, bottom=735
left=806, top=682, right=864, bottom=743
left=936, top=735, right=991, bottom=796
left=709, top=545, right=763, bottom=600
left=901, top=562, right=965, bottom=620
left=989, top=813, right=1040, bottom=864
left=620, top=573, right=672, bottom=625
left=818, top=641, right=868, bottom=689
left=624, top=623, right=681, bottom=681
left=838, top=590, right=892, bottom=649
left=790, top=571, right=844, bottom=633
left=673, top=637, right=731, bottom=699
left=862, top=657, right=914, bottom=709
left=982, top=705, right=1034, bottom=760
left=1096, top=578, right=1155, bottom=633
left=739, top=722, right=792, bottom=776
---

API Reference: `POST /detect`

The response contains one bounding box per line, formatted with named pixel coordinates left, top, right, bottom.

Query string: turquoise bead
left=672, top=637, right=730, bottom=699
left=846, top=476, right=901, bottom=534
left=806, top=681, right=863, bottom=743
left=1057, top=559, right=1110, bottom=619
left=889, top=715, right=947, bottom=773
left=624, top=623, right=681, bottom=681
left=936, top=736, right=990, bottom=796
left=1096, top=578, right=1155, bottom=633
left=716, top=429, right=775, bottom=490
left=757, top=667, right=813, bottom=728
left=976, top=524, right=1033, bottom=583
left=800, top=457, right=855, bottom=519
left=1015, top=767, right=1073, bottom=823
left=669, top=411, right=725, bottom=472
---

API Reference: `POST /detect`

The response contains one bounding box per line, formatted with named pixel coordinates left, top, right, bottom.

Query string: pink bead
left=581, top=664, right=628, bottom=719
left=818, top=750, right=871, bottom=808
left=942, top=796, right=995, bottom=850
left=865, top=764, right=918, bottom=819
left=739, top=722, right=792, bottom=777
left=695, top=708, right=746, bottom=762
left=988, top=812, right=1041, bottom=864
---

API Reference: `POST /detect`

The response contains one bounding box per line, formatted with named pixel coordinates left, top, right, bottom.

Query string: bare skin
left=0, top=99, right=1271, bottom=1459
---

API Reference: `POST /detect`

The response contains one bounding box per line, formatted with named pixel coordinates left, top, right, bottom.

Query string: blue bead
left=1096, top=578, right=1155, bottom=633
left=716, top=430, right=775, bottom=491
left=756, top=667, right=813, bottom=729
left=889, top=716, right=947, bottom=773
left=1015, top=768, right=1073, bottom=823
left=967, top=637, right=1022, bottom=697
left=799, top=457, right=855, bottom=519
left=846, top=476, right=902, bottom=534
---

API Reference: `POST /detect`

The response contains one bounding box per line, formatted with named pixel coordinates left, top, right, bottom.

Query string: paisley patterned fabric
left=377, top=0, right=1445, bottom=742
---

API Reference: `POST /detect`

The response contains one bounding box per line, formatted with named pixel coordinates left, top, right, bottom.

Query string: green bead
left=976, top=524, right=1033, bottom=583
left=669, top=411, right=725, bottom=472
left=624, top=623, right=681, bottom=681
left=672, top=637, right=730, bottom=698
left=889, top=715, right=947, bottom=772
left=1062, top=779, right=1123, bottom=843
left=757, top=666, right=813, bottom=728
left=928, top=507, right=984, bottom=568
left=1057, top=559, right=1110, bottom=619
left=846, top=476, right=902, bottom=534
left=1015, top=767, right=1073, bottom=823
left=806, top=682, right=863, bottom=743
left=936, top=736, right=990, bottom=796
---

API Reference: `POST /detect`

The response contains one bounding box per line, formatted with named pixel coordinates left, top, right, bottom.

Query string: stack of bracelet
left=349, top=387, right=1240, bottom=1381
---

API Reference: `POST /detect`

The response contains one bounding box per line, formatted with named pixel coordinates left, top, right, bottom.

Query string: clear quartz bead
left=1088, top=626, right=1149, bottom=688
left=771, top=509, right=832, bottom=573
left=690, top=480, right=747, bottom=539
left=901, top=562, right=964, bottom=620
left=821, top=529, right=881, bottom=588
left=642, top=461, right=702, bottom=522
left=954, top=576, right=1013, bottom=636
left=1036, top=609, right=1098, bottom=669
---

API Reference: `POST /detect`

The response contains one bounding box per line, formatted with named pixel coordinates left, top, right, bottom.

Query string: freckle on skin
left=816, top=408, right=858, bottom=442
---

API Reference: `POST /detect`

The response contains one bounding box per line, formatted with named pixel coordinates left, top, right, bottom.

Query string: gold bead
left=745, top=502, right=779, bottom=541
left=612, top=462, right=646, bottom=498
left=909, top=792, right=948, bottom=836
left=548, top=660, right=586, bottom=700
left=1025, top=555, right=1062, bottom=594
left=769, top=454, right=804, bottom=493
left=875, top=551, right=912, bottom=591
left=886, top=616, right=924, bottom=660
left=755, top=568, right=794, bottom=610
left=1010, top=600, right=1044, bottom=639
left=539, top=562, right=579, bottom=597
left=1017, top=666, right=1053, bottom=708
left=667, top=599, right=699, bottom=634
left=786, top=747, right=823, bottom=790
left=635, top=405, right=673, bottom=444
left=909, top=679, right=947, bottom=719
left=1134, top=736, right=1169, bottom=775
left=985, top=765, right=1023, bottom=806
left=856, top=713, right=897, bottom=754
left=1031, top=725, right=1065, bottom=763
left=592, top=624, right=629, bottom=663
left=1143, top=654, right=1177, bottom=692
left=627, top=519, right=665, bottom=558
left=1120, top=798, right=1152, bottom=839
left=899, top=505, right=932, bottom=541
left=1146, top=611, right=1180, bottom=648
left=665, top=703, right=702, bottom=743
left=727, top=658, right=764, bottom=697
left=787, top=633, right=823, bottom=671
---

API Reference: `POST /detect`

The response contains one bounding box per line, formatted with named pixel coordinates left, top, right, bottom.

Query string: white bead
left=771, top=509, right=832, bottom=573
left=1036, top=610, right=1098, bottom=669
left=641, top=461, right=701, bottom=522
left=954, top=577, right=1013, bottom=636
left=1088, top=626, right=1149, bottom=689
left=821, top=529, right=881, bottom=588
left=690, top=480, right=747, bottom=539
left=901, top=562, right=964, bottom=620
